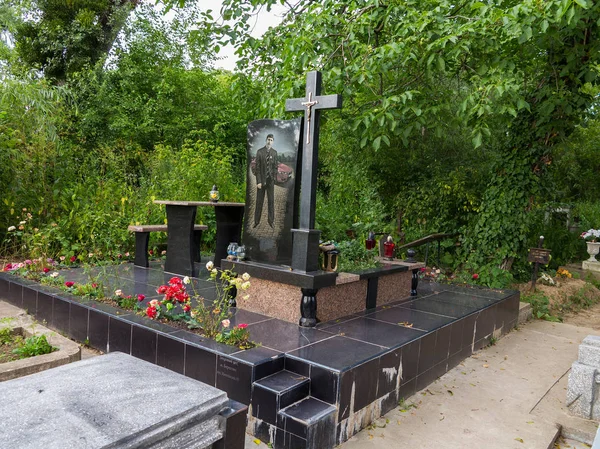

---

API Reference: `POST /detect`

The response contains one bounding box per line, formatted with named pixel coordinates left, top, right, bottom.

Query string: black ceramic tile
left=448, top=320, right=464, bottom=356
left=252, top=384, right=278, bottom=425
left=447, top=350, right=464, bottom=372
left=157, top=334, right=185, bottom=374
left=280, top=397, right=337, bottom=424
left=285, top=357, right=310, bottom=377
left=256, top=370, right=309, bottom=392
left=416, top=365, right=439, bottom=392
left=35, top=292, right=53, bottom=325
left=417, top=331, right=437, bottom=375
left=8, top=281, right=22, bottom=307
left=381, top=388, right=399, bottom=416
left=252, top=421, right=276, bottom=446
left=88, top=309, right=109, bottom=351
left=288, top=432, right=308, bottom=449
left=246, top=319, right=331, bottom=352
left=0, top=276, right=9, bottom=297
left=319, top=316, right=424, bottom=349
left=475, top=305, right=497, bottom=341
left=214, top=400, right=248, bottom=449
left=281, top=381, right=309, bottom=410
left=428, top=290, right=495, bottom=309
left=169, top=330, right=239, bottom=355
left=131, top=324, right=157, bottom=363
left=228, top=308, right=273, bottom=326
left=399, top=377, right=416, bottom=400
left=22, top=286, right=37, bottom=314
left=216, top=355, right=253, bottom=405
left=353, top=357, right=380, bottom=412
left=434, top=324, right=452, bottom=365
left=338, top=370, right=353, bottom=421
left=461, top=313, right=477, bottom=350
left=52, top=297, right=70, bottom=334
left=185, top=344, right=217, bottom=386
left=366, top=306, right=454, bottom=332
left=121, top=313, right=178, bottom=334
left=108, top=317, right=132, bottom=354
left=287, top=336, right=385, bottom=371
left=310, top=365, right=339, bottom=404
left=397, top=297, right=473, bottom=318
left=400, top=339, right=420, bottom=383
left=230, top=346, right=282, bottom=364
left=69, top=303, right=89, bottom=342
left=378, top=348, right=401, bottom=397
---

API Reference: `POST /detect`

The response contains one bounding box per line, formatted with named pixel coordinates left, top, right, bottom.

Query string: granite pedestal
left=0, top=352, right=246, bottom=449
left=567, top=335, right=600, bottom=420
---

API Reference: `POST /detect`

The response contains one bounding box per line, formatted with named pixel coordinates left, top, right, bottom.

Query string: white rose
left=206, top=261, right=214, bottom=271
left=241, top=281, right=250, bottom=290
left=19, top=221, right=26, bottom=225
left=183, top=276, right=191, bottom=284
left=50, top=272, right=59, bottom=278
left=7, top=226, right=15, bottom=232
left=242, top=272, right=250, bottom=281
left=114, top=289, right=123, bottom=296
left=211, top=268, right=218, bottom=275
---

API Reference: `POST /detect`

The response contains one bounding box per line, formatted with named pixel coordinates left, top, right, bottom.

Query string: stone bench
left=0, top=352, right=247, bottom=449
left=128, top=224, right=208, bottom=268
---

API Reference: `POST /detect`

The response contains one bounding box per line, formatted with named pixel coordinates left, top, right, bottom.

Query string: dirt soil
left=516, top=275, right=600, bottom=329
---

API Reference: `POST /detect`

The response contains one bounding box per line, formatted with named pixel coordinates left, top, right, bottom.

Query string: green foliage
left=12, top=334, right=56, bottom=358
left=521, top=291, right=561, bottom=322
left=336, top=240, right=379, bottom=273
left=574, top=201, right=600, bottom=231
left=0, top=327, right=13, bottom=345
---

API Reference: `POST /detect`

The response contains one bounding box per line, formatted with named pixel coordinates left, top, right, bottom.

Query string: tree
left=169, top=0, right=600, bottom=269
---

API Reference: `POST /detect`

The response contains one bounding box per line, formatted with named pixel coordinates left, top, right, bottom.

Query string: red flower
left=149, top=250, right=154, bottom=255
left=472, top=273, right=479, bottom=280
left=92, top=283, right=98, bottom=288
left=237, top=323, right=248, bottom=329
left=137, top=294, right=146, bottom=302
left=69, top=256, right=77, bottom=263
left=146, top=306, right=157, bottom=319
left=65, top=281, right=75, bottom=288
left=183, top=304, right=191, bottom=313
left=157, top=285, right=168, bottom=294
left=43, top=267, right=50, bottom=273
left=420, top=267, right=426, bottom=272
left=169, top=277, right=182, bottom=286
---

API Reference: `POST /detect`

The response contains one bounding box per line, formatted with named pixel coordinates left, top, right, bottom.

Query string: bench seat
left=128, top=224, right=208, bottom=268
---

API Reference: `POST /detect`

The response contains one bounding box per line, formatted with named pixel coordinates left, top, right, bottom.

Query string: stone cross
left=286, top=71, right=342, bottom=230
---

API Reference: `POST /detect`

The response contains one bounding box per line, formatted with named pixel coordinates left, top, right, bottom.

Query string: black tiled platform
left=0, top=264, right=519, bottom=449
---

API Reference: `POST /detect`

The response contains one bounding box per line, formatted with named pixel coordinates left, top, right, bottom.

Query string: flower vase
left=586, top=242, right=600, bottom=262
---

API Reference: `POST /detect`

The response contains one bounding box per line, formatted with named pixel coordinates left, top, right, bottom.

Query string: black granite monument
left=242, top=119, right=302, bottom=265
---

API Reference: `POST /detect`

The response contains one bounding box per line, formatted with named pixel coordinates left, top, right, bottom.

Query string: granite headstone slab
left=0, top=352, right=229, bottom=449
left=243, top=118, right=302, bottom=265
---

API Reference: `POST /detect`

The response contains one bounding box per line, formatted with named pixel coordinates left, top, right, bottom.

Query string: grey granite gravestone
left=0, top=352, right=246, bottom=449
left=567, top=335, right=600, bottom=420
left=243, top=118, right=302, bottom=265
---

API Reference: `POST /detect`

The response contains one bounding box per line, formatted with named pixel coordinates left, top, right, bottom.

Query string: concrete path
left=337, top=319, right=598, bottom=449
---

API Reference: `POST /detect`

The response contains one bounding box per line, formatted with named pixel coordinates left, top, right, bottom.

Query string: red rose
left=169, top=277, right=182, bottom=286
left=146, top=306, right=157, bottom=319
left=137, top=294, right=145, bottom=302
left=472, top=273, right=479, bottom=280
left=149, top=250, right=154, bottom=255
left=237, top=323, right=248, bottom=329
left=69, top=256, right=77, bottom=263
left=43, top=267, right=50, bottom=273
left=183, top=304, right=191, bottom=312
left=65, top=281, right=75, bottom=288
left=157, top=285, right=168, bottom=294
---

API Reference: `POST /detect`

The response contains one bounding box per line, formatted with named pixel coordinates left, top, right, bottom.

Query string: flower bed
left=2, top=259, right=255, bottom=350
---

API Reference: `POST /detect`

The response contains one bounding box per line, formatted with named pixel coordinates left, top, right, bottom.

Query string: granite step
left=277, top=396, right=337, bottom=449
left=251, top=370, right=310, bottom=426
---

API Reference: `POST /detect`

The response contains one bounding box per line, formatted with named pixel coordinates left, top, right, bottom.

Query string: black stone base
left=0, top=266, right=519, bottom=449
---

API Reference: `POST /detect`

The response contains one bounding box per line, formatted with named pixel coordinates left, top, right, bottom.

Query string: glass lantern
left=209, top=185, right=219, bottom=202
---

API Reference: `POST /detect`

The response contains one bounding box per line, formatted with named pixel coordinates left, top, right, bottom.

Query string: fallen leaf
left=253, top=439, right=261, bottom=445
left=515, top=438, right=524, bottom=443
left=483, top=364, right=489, bottom=368
left=526, top=421, right=534, bottom=424
left=447, top=390, right=454, bottom=396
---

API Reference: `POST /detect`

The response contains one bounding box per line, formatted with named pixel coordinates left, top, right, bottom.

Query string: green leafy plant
left=336, top=239, right=379, bottom=273
left=12, top=334, right=56, bottom=359
left=521, top=292, right=561, bottom=322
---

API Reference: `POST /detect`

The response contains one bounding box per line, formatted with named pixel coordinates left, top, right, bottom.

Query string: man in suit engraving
left=254, top=134, right=278, bottom=228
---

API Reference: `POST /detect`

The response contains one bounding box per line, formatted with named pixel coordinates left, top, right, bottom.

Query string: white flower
left=221, top=319, right=230, bottom=328
left=242, top=294, right=250, bottom=301
left=183, top=276, right=191, bottom=284
left=50, top=272, right=59, bottom=278
left=88, top=253, right=94, bottom=258
left=211, top=268, right=218, bottom=275
left=114, top=289, right=123, bottom=296
left=206, top=261, right=214, bottom=271
left=242, top=272, right=250, bottom=281
left=241, top=281, right=251, bottom=290
left=7, top=226, right=15, bottom=232
left=19, top=221, right=26, bottom=225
